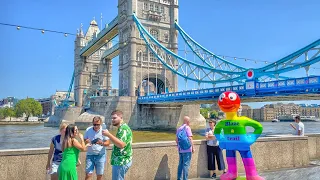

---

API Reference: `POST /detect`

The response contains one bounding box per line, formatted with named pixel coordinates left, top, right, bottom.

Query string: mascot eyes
left=219, top=93, right=225, bottom=102
left=228, top=93, right=237, bottom=101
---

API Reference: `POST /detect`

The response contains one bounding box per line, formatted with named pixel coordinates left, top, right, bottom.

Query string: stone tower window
left=150, top=29, right=159, bottom=40
left=144, top=3, right=148, bottom=10
left=137, top=51, right=142, bottom=61
left=150, top=3, right=154, bottom=11
left=160, top=6, right=164, bottom=14
left=92, top=65, right=98, bottom=72
left=92, top=76, right=99, bottom=85
left=164, top=33, right=169, bottom=42
left=149, top=52, right=156, bottom=62
left=143, top=52, right=148, bottom=62
left=123, top=53, right=129, bottom=64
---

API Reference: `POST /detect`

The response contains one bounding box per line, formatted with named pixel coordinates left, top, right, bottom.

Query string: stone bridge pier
left=85, top=96, right=206, bottom=131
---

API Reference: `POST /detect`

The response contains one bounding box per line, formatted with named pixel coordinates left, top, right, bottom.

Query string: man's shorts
left=49, top=162, right=60, bottom=174
left=86, top=154, right=106, bottom=175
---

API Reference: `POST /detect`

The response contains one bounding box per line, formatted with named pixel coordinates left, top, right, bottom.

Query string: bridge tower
left=74, top=20, right=111, bottom=107
left=117, top=0, right=178, bottom=96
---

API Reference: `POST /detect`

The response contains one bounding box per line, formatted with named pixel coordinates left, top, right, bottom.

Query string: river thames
left=0, top=122, right=320, bottom=150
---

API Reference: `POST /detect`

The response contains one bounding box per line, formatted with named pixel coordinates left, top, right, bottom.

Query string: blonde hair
left=59, top=122, right=68, bottom=131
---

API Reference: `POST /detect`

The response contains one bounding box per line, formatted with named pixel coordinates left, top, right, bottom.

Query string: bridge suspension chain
left=133, top=14, right=246, bottom=84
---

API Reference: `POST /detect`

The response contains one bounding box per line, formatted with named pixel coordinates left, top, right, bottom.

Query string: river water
left=0, top=122, right=319, bottom=150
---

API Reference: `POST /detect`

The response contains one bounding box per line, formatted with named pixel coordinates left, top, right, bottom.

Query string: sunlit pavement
left=190, top=160, right=320, bottom=180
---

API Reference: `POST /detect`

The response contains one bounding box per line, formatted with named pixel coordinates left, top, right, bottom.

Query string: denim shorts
left=86, top=154, right=106, bottom=175
left=112, top=161, right=132, bottom=180
left=49, top=162, right=60, bottom=174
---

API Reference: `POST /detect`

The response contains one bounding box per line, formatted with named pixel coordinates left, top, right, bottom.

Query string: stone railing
left=0, top=134, right=319, bottom=180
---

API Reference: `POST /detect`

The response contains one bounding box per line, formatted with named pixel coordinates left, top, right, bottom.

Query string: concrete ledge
left=0, top=134, right=318, bottom=180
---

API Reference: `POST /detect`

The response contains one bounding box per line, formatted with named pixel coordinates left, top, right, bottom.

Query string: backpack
left=177, top=125, right=191, bottom=150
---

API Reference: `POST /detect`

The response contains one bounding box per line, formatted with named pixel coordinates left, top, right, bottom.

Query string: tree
left=200, top=108, right=210, bottom=119
left=210, top=110, right=218, bottom=119
left=0, top=108, right=4, bottom=119
left=15, top=98, right=42, bottom=119
left=0, top=107, right=16, bottom=121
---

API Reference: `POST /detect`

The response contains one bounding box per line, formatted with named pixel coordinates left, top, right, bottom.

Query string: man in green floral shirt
left=102, top=110, right=132, bottom=180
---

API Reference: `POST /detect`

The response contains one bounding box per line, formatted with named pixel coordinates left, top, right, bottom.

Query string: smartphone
left=91, top=138, right=101, bottom=144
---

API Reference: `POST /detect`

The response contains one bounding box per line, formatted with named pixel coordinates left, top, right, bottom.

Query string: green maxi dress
left=58, top=147, right=80, bottom=180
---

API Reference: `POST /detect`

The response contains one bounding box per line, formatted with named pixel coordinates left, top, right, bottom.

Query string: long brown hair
left=62, top=124, right=76, bottom=151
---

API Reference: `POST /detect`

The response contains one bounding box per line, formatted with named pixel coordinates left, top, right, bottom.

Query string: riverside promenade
left=190, top=159, right=320, bottom=180
left=0, top=134, right=319, bottom=180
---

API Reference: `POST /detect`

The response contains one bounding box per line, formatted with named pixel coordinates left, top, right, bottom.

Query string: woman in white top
left=205, top=119, right=226, bottom=179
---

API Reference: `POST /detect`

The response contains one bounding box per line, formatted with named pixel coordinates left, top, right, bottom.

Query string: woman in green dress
left=58, top=124, right=89, bottom=180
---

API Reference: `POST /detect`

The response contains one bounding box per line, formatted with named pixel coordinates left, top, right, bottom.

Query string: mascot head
left=218, top=91, right=241, bottom=113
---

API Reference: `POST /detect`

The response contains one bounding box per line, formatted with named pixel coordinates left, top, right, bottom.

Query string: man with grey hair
left=84, top=116, right=110, bottom=180
left=175, top=116, right=195, bottom=180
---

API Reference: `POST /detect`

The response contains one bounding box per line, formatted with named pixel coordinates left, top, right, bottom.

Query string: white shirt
left=295, top=122, right=305, bottom=136
left=84, top=126, right=109, bottom=155
left=206, top=128, right=218, bottom=146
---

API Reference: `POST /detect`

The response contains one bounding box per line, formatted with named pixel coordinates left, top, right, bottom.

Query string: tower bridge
left=49, top=0, right=320, bottom=130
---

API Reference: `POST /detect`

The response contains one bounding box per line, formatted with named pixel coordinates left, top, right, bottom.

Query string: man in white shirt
left=290, top=115, right=305, bottom=136
left=84, top=116, right=110, bottom=180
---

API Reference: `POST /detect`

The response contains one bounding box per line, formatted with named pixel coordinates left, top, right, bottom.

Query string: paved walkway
left=190, top=160, right=320, bottom=180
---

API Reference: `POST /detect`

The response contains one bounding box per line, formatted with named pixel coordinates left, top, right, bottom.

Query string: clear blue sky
left=0, top=0, right=319, bottom=107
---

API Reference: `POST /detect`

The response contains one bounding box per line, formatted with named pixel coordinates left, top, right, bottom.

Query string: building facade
left=37, top=98, right=52, bottom=116
left=0, top=97, right=19, bottom=108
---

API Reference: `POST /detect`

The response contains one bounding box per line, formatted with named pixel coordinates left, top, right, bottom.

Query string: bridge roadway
left=138, top=76, right=320, bottom=104
left=80, top=16, right=118, bottom=57
left=138, top=94, right=320, bottom=105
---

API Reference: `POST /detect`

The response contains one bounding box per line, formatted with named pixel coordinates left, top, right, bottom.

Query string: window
left=164, top=33, right=169, bottom=42
left=85, top=66, right=89, bottom=71
left=92, top=65, right=98, bottom=72
left=92, top=76, right=99, bottom=85
left=144, top=3, right=148, bottom=10
left=143, top=52, right=148, bottom=62
left=123, top=53, right=129, bottom=64
left=150, top=29, right=159, bottom=40
left=160, top=6, right=164, bottom=13
left=150, top=4, right=154, bottom=11
left=137, top=51, right=142, bottom=61
left=155, top=5, right=159, bottom=12
left=149, top=52, right=157, bottom=62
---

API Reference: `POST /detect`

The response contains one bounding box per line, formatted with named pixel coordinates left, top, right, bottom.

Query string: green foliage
left=200, top=107, right=220, bottom=120
left=0, top=107, right=16, bottom=119
left=15, top=98, right=42, bottom=117
left=0, top=108, right=4, bottom=119
left=200, top=107, right=210, bottom=119
left=210, top=110, right=218, bottom=119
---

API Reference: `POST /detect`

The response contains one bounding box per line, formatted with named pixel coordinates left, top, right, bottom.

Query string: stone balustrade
left=0, top=134, right=319, bottom=180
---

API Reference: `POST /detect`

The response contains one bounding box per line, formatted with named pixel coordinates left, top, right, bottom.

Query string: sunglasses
left=93, top=124, right=101, bottom=126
